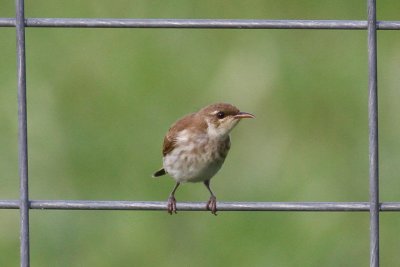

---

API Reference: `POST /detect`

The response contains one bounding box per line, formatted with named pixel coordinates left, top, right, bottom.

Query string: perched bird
left=153, top=103, right=255, bottom=215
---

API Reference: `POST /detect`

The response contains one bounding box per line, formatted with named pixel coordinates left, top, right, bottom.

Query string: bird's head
left=197, top=103, right=255, bottom=138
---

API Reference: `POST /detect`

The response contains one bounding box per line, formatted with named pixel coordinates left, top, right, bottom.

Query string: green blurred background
left=1, top=1, right=400, bottom=266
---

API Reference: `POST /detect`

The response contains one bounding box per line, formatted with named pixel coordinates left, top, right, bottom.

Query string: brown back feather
left=162, top=112, right=207, bottom=156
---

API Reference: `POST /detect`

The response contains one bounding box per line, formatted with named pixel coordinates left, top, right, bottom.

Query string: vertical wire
left=15, top=0, right=30, bottom=266
left=367, top=0, right=379, bottom=266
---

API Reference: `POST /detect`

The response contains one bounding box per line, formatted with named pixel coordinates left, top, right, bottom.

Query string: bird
left=153, top=103, right=255, bottom=215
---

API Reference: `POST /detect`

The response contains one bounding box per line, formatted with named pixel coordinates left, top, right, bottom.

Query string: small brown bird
left=153, top=103, right=255, bottom=215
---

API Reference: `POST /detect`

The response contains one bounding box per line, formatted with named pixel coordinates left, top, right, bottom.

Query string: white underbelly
left=163, top=144, right=226, bottom=183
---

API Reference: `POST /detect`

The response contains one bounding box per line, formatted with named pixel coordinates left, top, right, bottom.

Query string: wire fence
left=1, top=0, right=398, bottom=266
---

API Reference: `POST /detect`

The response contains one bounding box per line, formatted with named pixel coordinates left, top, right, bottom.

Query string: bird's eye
left=216, top=111, right=225, bottom=119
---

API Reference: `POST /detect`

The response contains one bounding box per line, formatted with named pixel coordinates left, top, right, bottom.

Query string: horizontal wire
left=0, top=18, right=399, bottom=29
left=0, top=200, right=399, bottom=211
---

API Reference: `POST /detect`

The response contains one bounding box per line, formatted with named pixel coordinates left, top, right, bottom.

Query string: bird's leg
left=204, top=180, right=217, bottom=215
left=167, top=182, right=180, bottom=214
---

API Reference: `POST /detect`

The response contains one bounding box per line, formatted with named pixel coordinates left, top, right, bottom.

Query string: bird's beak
left=234, top=112, right=255, bottom=119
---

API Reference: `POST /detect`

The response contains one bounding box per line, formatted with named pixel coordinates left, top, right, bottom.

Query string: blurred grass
left=1, top=1, right=400, bottom=266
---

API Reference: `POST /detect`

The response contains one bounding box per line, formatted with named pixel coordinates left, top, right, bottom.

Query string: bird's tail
left=152, top=168, right=166, bottom=177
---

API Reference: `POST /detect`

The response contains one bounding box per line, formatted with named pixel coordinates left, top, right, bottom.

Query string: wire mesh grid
left=1, top=0, right=399, bottom=266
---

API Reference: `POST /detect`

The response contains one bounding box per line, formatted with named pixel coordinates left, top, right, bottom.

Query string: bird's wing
left=162, top=113, right=197, bottom=156
left=162, top=134, right=176, bottom=156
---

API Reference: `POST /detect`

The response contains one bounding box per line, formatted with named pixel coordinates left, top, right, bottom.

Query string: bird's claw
left=167, top=196, right=177, bottom=215
left=206, top=196, right=217, bottom=215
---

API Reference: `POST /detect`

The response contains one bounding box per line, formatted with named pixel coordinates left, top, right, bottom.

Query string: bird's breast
left=163, top=130, right=231, bottom=183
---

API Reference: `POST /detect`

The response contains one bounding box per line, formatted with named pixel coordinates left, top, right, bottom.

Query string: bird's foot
left=167, top=195, right=177, bottom=215
left=206, top=196, right=217, bottom=215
